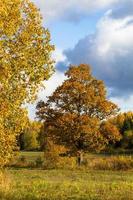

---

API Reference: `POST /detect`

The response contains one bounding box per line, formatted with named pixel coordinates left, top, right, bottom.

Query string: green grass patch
left=19, top=151, right=44, bottom=162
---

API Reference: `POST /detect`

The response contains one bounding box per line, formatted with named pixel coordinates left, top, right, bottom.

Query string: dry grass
left=8, top=152, right=133, bottom=171
left=87, top=155, right=133, bottom=170
left=0, top=170, right=12, bottom=199
left=1, top=169, right=133, bottom=200
left=2, top=152, right=133, bottom=199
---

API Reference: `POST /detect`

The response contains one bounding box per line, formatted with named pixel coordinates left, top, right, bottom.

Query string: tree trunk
left=77, top=150, right=84, bottom=166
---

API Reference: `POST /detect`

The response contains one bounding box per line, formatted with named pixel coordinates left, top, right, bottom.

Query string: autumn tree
left=100, top=121, right=121, bottom=149
left=36, top=64, right=121, bottom=165
left=0, top=0, right=54, bottom=166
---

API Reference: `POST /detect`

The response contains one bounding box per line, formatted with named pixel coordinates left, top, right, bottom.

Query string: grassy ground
left=1, top=169, right=133, bottom=200
left=1, top=152, right=133, bottom=200
left=20, top=151, right=44, bottom=161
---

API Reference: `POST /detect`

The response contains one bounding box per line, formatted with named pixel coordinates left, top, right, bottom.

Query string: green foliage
left=107, top=112, right=133, bottom=150
left=121, top=130, right=133, bottom=149
left=35, top=156, right=44, bottom=167
left=19, top=121, right=42, bottom=151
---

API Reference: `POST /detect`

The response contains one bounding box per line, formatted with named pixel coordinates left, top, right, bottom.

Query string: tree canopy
left=36, top=64, right=121, bottom=164
left=0, top=0, right=54, bottom=166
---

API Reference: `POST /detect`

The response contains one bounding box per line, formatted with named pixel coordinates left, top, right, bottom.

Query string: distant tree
left=109, top=112, right=133, bottom=150
left=22, top=121, right=42, bottom=151
left=37, top=123, right=47, bottom=151
left=121, top=130, right=133, bottom=149
left=36, top=64, right=120, bottom=165
left=0, top=0, right=54, bottom=166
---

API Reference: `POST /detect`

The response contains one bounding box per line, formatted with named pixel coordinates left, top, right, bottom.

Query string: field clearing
left=1, top=168, right=133, bottom=200
left=1, top=152, right=133, bottom=199
left=2, top=152, right=133, bottom=199
left=19, top=151, right=44, bottom=162
left=18, top=151, right=133, bottom=161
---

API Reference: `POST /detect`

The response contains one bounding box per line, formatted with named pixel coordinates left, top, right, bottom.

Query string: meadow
left=1, top=152, right=133, bottom=200
left=1, top=168, right=133, bottom=200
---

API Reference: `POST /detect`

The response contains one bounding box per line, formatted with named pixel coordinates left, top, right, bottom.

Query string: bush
left=43, top=151, right=60, bottom=169
left=8, top=155, right=35, bottom=168
left=88, top=155, right=133, bottom=170
left=43, top=142, right=69, bottom=169
left=35, top=156, right=44, bottom=168
left=19, top=155, right=27, bottom=163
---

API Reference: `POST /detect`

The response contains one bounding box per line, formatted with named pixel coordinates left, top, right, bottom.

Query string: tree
left=36, top=64, right=121, bottom=165
left=108, top=112, right=133, bottom=150
left=100, top=121, right=121, bottom=150
left=19, top=121, right=42, bottom=151
left=0, top=0, right=54, bottom=166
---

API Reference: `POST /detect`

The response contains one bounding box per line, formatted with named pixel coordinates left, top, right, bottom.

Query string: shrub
left=35, top=156, right=44, bottom=168
left=19, top=155, right=27, bottom=163
left=43, top=141, right=68, bottom=169
left=9, top=155, right=30, bottom=168
left=43, top=151, right=60, bottom=169
left=88, top=155, right=133, bottom=170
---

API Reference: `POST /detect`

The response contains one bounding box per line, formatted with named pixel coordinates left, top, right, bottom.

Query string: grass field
left=1, top=169, right=133, bottom=200
left=20, top=151, right=44, bottom=162
left=1, top=152, right=133, bottom=200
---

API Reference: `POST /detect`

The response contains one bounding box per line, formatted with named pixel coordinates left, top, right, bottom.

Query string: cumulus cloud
left=28, top=0, right=133, bottom=117
left=52, top=48, right=66, bottom=64
left=111, top=95, right=133, bottom=112
left=110, top=0, right=133, bottom=19
left=32, top=0, right=119, bottom=23
left=62, top=4, right=133, bottom=97
left=28, top=70, right=66, bottom=119
left=38, top=70, right=66, bottom=101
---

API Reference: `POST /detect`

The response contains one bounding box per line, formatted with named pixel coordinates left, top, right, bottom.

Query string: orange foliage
left=36, top=64, right=120, bottom=156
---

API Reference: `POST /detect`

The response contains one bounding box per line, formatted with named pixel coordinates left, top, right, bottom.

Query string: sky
left=29, top=0, right=133, bottom=119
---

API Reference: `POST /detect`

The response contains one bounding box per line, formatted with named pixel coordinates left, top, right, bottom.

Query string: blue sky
left=29, top=0, right=133, bottom=119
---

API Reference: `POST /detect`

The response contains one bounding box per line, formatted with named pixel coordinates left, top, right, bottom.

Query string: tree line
left=19, top=111, right=133, bottom=153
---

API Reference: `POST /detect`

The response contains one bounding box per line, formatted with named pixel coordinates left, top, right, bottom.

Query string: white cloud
left=27, top=47, right=66, bottom=120
left=110, top=95, right=133, bottom=112
left=52, top=48, right=66, bottom=64
left=95, top=14, right=133, bottom=60
left=28, top=70, right=66, bottom=119
left=38, top=70, right=66, bottom=101
left=28, top=0, right=133, bottom=118
left=32, top=0, right=119, bottom=23
left=64, top=8, right=133, bottom=96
